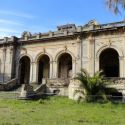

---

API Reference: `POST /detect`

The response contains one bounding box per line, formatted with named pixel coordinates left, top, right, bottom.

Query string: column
left=88, top=36, right=95, bottom=76
left=95, top=58, right=99, bottom=73
left=53, top=61, right=58, bottom=78
left=119, top=57, right=124, bottom=77
left=49, top=61, right=53, bottom=78
left=76, top=36, right=82, bottom=72
left=2, top=47, right=6, bottom=83
left=30, top=62, right=37, bottom=83
left=72, top=60, right=76, bottom=77
left=3, top=47, right=13, bottom=82
left=29, top=62, right=33, bottom=83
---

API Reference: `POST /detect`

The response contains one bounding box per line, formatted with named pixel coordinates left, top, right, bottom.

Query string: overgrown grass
left=0, top=96, right=125, bottom=125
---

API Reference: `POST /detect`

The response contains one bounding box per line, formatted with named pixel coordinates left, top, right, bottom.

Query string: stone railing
left=0, top=78, right=17, bottom=91
left=100, top=21, right=125, bottom=29
left=45, top=77, right=125, bottom=87
left=104, top=77, right=125, bottom=85
left=34, top=84, right=46, bottom=94
left=46, top=78, right=71, bottom=87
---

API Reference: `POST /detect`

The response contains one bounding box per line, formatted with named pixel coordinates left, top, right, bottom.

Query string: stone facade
left=0, top=20, right=125, bottom=98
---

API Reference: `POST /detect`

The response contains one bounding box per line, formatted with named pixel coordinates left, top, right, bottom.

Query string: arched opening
left=38, top=55, right=50, bottom=84
left=0, top=60, right=2, bottom=81
left=0, top=60, right=1, bottom=74
left=19, top=56, right=30, bottom=84
left=58, top=53, right=72, bottom=78
left=99, top=48, right=119, bottom=77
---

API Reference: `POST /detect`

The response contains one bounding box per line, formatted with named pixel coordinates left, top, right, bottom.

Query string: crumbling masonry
left=0, top=20, right=125, bottom=99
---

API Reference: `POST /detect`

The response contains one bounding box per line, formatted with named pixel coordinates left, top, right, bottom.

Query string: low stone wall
left=34, top=84, right=46, bottom=95
left=19, top=84, right=35, bottom=98
left=45, top=78, right=71, bottom=96
left=69, top=78, right=125, bottom=100
left=68, top=79, right=84, bottom=100
left=45, top=78, right=83, bottom=97
left=105, top=78, right=125, bottom=85
left=46, top=78, right=70, bottom=87
left=0, top=84, right=5, bottom=91
left=0, top=78, right=17, bottom=91
left=15, top=77, right=125, bottom=100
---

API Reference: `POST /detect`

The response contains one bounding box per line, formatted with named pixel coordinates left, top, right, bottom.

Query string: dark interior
left=99, top=48, right=119, bottom=77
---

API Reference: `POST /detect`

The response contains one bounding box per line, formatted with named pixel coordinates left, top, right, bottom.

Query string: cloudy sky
left=0, top=0, right=124, bottom=38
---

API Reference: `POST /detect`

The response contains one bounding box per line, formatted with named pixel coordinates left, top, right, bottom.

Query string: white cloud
left=0, top=28, right=17, bottom=33
left=0, top=10, right=37, bottom=38
left=0, top=28, right=21, bottom=38
left=0, top=19, right=23, bottom=26
left=0, top=10, right=34, bottom=19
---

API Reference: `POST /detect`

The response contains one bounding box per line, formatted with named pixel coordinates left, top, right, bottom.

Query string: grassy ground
left=0, top=96, right=125, bottom=125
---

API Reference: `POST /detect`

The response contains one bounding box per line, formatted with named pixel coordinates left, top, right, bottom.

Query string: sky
left=0, top=0, right=124, bottom=38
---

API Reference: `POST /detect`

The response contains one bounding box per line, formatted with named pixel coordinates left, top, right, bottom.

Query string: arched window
left=19, top=56, right=30, bottom=84
left=37, top=55, right=50, bottom=83
left=0, top=60, right=1, bottom=74
left=58, top=53, right=72, bottom=78
left=99, top=48, right=119, bottom=77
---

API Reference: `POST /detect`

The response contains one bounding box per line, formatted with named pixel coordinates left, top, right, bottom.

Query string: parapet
left=57, top=24, right=76, bottom=32
left=1, top=20, right=125, bottom=43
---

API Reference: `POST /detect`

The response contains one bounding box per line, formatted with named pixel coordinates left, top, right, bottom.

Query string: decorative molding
left=76, top=36, right=81, bottom=43
left=96, top=45, right=124, bottom=59
left=22, top=31, right=31, bottom=38
left=21, top=47, right=27, bottom=54
left=119, top=56, right=124, bottom=60
left=107, top=39, right=112, bottom=47
left=64, top=45, right=67, bottom=51
left=34, top=51, right=53, bottom=62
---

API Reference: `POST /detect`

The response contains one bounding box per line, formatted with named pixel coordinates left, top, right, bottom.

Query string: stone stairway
left=0, top=80, right=47, bottom=99
left=0, top=78, right=17, bottom=91
left=18, top=83, right=47, bottom=99
left=0, top=84, right=22, bottom=99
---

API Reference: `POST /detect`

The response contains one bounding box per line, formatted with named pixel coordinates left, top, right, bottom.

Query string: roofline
left=0, top=20, right=125, bottom=46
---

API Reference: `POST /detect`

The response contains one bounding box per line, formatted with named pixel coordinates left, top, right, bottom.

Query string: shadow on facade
left=37, top=55, right=50, bottom=84
left=58, top=53, right=72, bottom=78
left=18, top=56, right=30, bottom=84
left=99, top=48, right=119, bottom=77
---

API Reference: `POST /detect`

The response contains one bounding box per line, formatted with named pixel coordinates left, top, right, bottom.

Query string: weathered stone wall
left=82, top=30, right=125, bottom=77
left=0, top=46, right=16, bottom=83
left=17, top=38, right=79, bottom=84
left=0, top=78, right=17, bottom=91
left=0, top=21, right=125, bottom=99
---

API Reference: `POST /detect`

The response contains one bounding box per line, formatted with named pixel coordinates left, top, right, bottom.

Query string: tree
left=106, top=0, right=125, bottom=14
left=74, top=69, right=117, bottom=102
left=74, top=69, right=106, bottom=102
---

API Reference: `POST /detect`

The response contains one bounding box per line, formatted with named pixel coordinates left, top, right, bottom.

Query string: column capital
left=76, top=36, right=82, bottom=43
left=119, top=56, right=124, bottom=60
left=72, top=59, right=76, bottom=63
left=53, top=60, right=57, bottom=63
left=31, top=61, right=36, bottom=64
left=49, top=61, right=54, bottom=64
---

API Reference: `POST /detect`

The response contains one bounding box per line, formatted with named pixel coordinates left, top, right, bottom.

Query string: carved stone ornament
left=64, top=45, right=67, bottom=51
left=106, top=39, right=112, bottom=46
left=43, top=48, right=46, bottom=53
left=97, top=39, right=113, bottom=47
left=21, top=47, right=27, bottom=54
left=77, top=36, right=81, bottom=43
left=84, top=20, right=99, bottom=27
left=22, top=31, right=32, bottom=38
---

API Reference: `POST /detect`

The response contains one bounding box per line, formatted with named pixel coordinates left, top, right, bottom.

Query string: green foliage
left=106, top=0, right=125, bottom=14
left=0, top=97, right=125, bottom=125
left=74, top=69, right=116, bottom=102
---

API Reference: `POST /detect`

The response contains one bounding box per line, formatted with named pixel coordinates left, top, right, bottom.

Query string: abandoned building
left=0, top=20, right=125, bottom=99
